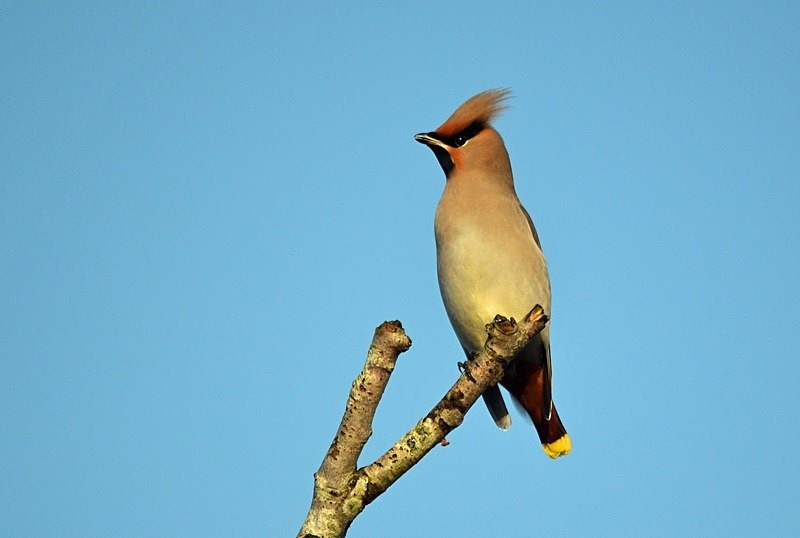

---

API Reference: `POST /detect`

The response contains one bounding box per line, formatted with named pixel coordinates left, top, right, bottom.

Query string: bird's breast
left=434, top=193, right=550, bottom=353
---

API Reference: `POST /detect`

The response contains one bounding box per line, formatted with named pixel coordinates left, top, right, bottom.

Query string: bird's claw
left=457, top=361, right=477, bottom=383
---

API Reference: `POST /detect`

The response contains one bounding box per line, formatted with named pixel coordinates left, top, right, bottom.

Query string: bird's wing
left=519, top=201, right=542, bottom=249
left=542, top=339, right=553, bottom=420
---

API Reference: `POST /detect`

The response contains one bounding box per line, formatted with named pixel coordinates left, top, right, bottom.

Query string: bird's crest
left=435, top=88, right=511, bottom=138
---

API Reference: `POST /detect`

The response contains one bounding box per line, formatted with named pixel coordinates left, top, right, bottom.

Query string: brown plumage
left=415, top=89, right=571, bottom=458
left=434, top=88, right=511, bottom=137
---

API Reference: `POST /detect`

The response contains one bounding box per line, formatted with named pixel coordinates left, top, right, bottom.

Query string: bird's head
left=415, top=88, right=512, bottom=179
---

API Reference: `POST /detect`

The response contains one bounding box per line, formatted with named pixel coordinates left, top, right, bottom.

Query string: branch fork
left=299, top=306, right=548, bottom=538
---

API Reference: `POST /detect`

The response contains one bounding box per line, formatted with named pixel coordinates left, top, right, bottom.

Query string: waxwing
left=415, top=89, right=571, bottom=458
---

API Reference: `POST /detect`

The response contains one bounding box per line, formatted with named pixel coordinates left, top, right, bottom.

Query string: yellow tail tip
left=543, top=434, right=571, bottom=459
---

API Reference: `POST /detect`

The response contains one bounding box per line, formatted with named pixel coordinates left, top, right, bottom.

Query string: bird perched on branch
left=415, top=89, right=571, bottom=458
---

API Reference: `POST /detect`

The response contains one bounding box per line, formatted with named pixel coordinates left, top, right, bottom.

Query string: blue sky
left=2, top=2, right=799, bottom=536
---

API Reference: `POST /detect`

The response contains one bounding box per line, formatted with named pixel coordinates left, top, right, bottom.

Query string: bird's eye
left=453, top=135, right=467, bottom=147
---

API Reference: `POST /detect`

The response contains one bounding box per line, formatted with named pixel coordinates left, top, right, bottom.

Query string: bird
left=414, top=89, right=571, bottom=458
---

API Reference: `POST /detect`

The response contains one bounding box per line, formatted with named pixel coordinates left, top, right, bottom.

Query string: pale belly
left=436, top=224, right=550, bottom=354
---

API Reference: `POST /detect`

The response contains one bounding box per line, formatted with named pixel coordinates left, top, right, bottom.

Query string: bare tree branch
left=298, top=306, right=549, bottom=538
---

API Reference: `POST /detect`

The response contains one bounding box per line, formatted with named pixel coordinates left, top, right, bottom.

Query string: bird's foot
left=457, top=360, right=477, bottom=383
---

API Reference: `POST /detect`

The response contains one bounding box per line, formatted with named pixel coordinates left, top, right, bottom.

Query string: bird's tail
left=482, top=384, right=512, bottom=430
left=516, top=369, right=570, bottom=458
left=536, top=404, right=571, bottom=458
left=502, top=339, right=571, bottom=458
